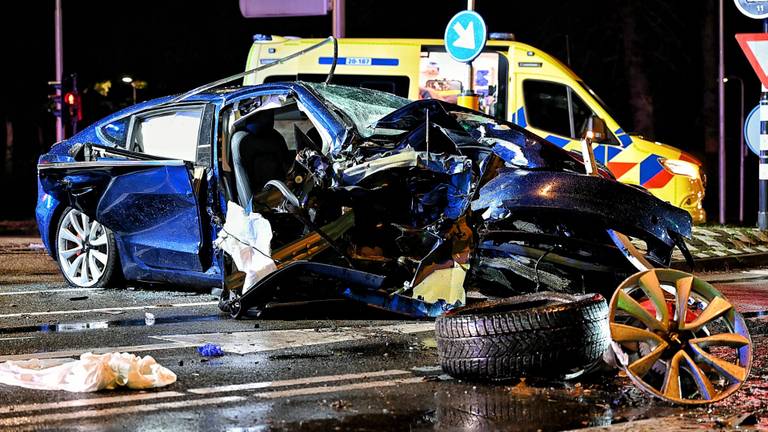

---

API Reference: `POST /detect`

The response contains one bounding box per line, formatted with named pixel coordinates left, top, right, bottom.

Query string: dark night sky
left=0, top=0, right=765, bottom=221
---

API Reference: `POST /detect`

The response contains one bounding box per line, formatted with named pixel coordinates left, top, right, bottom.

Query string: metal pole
left=738, top=77, right=745, bottom=224
left=331, top=0, right=345, bottom=38
left=466, top=0, right=475, bottom=98
left=54, top=0, right=63, bottom=141
left=718, top=0, right=726, bottom=224
left=760, top=18, right=768, bottom=230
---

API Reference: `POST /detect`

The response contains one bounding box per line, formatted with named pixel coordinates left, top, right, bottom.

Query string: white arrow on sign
left=452, top=21, right=476, bottom=50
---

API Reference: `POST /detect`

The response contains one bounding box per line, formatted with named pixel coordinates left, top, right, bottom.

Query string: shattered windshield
left=304, top=82, right=410, bottom=138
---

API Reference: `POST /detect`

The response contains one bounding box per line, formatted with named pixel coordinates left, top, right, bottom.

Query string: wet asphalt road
left=1, top=237, right=768, bottom=431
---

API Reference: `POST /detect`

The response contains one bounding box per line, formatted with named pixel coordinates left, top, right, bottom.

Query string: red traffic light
left=64, top=92, right=76, bottom=105
left=63, top=92, right=82, bottom=121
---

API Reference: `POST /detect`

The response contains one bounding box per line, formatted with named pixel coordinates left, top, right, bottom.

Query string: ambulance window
left=264, top=74, right=410, bottom=98
left=571, top=92, right=593, bottom=138
left=523, top=80, right=571, bottom=137
left=418, top=51, right=503, bottom=118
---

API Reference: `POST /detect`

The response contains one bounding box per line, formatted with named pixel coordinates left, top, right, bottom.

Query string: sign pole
left=444, top=8, right=485, bottom=111
left=54, top=0, right=64, bottom=141
left=761, top=18, right=768, bottom=230
left=734, top=0, right=768, bottom=228
left=461, top=0, right=478, bottom=110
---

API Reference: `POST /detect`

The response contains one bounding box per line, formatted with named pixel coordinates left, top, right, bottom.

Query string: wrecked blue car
left=36, top=79, right=692, bottom=318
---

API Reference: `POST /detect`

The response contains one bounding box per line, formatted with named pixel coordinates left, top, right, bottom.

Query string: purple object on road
left=197, top=343, right=224, bottom=357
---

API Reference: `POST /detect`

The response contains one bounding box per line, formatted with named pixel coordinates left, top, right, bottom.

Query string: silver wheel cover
left=57, top=209, right=110, bottom=287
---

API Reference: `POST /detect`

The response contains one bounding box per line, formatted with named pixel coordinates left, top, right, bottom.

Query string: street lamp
left=724, top=75, right=746, bottom=224
left=121, top=75, right=136, bottom=104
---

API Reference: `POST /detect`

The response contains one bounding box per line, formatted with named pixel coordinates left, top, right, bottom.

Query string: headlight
left=659, top=158, right=700, bottom=179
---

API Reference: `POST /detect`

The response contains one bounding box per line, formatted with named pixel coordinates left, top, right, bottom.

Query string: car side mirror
left=582, top=116, right=608, bottom=143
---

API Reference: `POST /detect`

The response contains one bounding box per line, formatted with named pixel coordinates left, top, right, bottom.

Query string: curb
left=670, top=226, right=768, bottom=272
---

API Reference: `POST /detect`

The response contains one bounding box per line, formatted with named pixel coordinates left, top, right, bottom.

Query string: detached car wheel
left=436, top=292, right=609, bottom=380
left=55, top=207, right=120, bottom=287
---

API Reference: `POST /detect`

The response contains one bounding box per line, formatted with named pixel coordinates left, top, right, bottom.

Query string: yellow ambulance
left=244, top=35, right=706, bottom=223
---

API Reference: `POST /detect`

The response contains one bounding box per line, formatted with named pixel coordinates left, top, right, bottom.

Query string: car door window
left=131, top=107, right=203, bottom=161
left=99, top=117, right=130, bottom=147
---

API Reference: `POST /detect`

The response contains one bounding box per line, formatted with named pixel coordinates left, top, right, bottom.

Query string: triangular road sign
left=736, top=33, right=768, bottom=89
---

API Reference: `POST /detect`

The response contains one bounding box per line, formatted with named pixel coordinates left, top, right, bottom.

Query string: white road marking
left=0, top=342, right=196, bottom=362
left=0, top=396, right=246, bottom=427
left=0, top=323, right=434, bottom=362
left=0, top=288, right=103, bottom=296
left=188, top=369, right=411, bottom=394
left=0, top=391, right=184, bottom=414
left=0, top=301, right=217, bottom=319
left=253, top=376, right=424, bottom=399
left=0, top=374, right=426, bottom=427
left=153, top=323, right=435, bottom=355
left=375, top=322, right=435, bottom=334
left=0, top=337, right=35, bottom=342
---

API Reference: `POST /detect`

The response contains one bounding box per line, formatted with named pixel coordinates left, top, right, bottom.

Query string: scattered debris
left=330, top=399, right=350, bottom=411
left=68, top=296, right=88, bottom=301
left=198, top=343, right=225, bottom=357
left=144, top=312, right=156, bottom=326
left=727, top=413, right=759, bottom=428
left=0, top=352, right=176, bottom=392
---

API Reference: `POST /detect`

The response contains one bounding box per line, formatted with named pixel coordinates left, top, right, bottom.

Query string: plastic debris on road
left=0, top=352, right=177, bottom=392
left=214, top=201, right=277, bottom=293
left=144, top=312, right=156, bottom=326
left=197, top=343, right=225, bottom=357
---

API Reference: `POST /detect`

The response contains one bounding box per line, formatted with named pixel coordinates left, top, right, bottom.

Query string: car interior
left=220, top=95, right=324, bottom=212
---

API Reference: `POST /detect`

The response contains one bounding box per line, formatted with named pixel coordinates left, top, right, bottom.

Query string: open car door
left=39, top=157, right=207, bottom=273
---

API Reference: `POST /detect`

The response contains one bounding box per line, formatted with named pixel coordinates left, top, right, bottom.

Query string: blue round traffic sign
left=745, top=104, right=761, bottom=156
left=444, top=10, right=487, bottom=63
left=734, top=0, right=768, bottom=19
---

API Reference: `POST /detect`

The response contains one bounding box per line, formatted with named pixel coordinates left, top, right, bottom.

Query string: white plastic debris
left=214, top=201, right=277, bottom=292
left=0, top=352, right=177, bottom=392
left=144, top=312, right=156, bottom=326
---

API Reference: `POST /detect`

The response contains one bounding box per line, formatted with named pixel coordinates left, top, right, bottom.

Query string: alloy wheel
left=57, top=209, right=110, bottom=287
left=609, top=268, right=752, bottom=405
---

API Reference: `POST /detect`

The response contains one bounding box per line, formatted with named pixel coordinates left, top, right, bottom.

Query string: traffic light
left=47, top=81, right=62, bottom=118
left=63, top=91, right=82, bottom=122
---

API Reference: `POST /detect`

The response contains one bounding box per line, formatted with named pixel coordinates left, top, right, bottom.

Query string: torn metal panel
left=471, top=169, right=691, bottom=253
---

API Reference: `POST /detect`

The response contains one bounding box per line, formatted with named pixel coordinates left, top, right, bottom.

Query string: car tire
left=55, top=207, right=121, bottom=288
left=435, top=292, right=609, bottom=381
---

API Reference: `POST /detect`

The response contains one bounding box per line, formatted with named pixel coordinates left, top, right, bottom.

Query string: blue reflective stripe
left=639, top=155, right=663, bottom=184
left=606, top=146, right=622, bottom=161
left=594, top=145, right=606, bottom=164
left=516, top=107, right=527, bottom=127
left=618, top=134, right=633, bottom=146
left=615, top=128, right=625, bottom=135
left=318, top=57, right=399, bottom=66
left=544, top=135, right=570, bottom=148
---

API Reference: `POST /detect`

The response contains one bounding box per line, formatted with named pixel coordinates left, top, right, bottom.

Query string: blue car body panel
left=36, top=83, right=348, bottom=289
left=96, top=165, right=204, bottom=273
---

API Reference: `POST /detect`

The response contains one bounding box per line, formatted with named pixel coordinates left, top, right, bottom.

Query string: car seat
left=231, top=110, right=290, bottom=209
